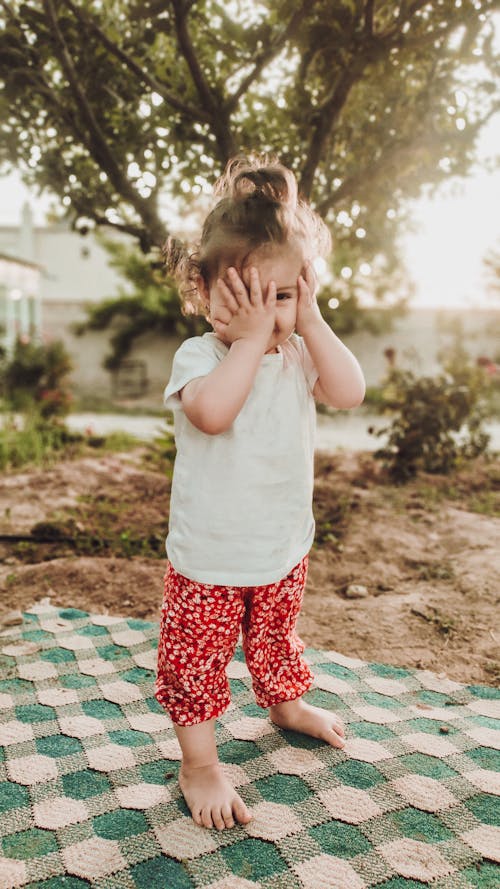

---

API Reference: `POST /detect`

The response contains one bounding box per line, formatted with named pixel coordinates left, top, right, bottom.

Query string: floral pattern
left=155, top=557, right=313, bottom=725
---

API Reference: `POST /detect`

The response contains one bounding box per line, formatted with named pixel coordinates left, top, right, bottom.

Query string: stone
left=345, top=584, right=369, bottom=599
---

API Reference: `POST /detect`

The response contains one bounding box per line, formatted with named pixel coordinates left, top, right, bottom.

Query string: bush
left=0, top=412, right=76, bottom=471
left=0, top=338, right=73, bottom=419
left=370, top=357, right=491, bottom=481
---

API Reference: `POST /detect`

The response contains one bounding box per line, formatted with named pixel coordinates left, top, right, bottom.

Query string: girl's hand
left=211, top=267, right=276, bottom=348
left=296, top=261, right=323, bottom=336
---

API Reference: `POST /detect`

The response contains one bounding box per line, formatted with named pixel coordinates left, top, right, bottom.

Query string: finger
left=304, top=260, right=318, bottom=296
left=216, top=278, right=239, bottom=314
left=248, top=265, right=263, bottom=307
left=212, top=319, right=229, bottom=337
left=211, top=305, right=233, bottom=325
left=297, top=274, right=310, bottom=305
left=226, top=267, right=251, bottom=308
left=266, top=279, right=277, bottom=309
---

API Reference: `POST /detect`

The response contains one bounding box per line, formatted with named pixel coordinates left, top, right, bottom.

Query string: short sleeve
left=164, top=335, right=223, bottom=411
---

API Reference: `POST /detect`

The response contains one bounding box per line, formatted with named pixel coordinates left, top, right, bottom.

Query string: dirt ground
left=0, top=447, right=498, bottom=687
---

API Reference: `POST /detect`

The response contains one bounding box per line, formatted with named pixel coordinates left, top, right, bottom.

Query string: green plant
left=74, top=238, right=208, bottom=370
left=0, top=338, right=73, bottom=419
left=143, top=423, right=177, bottom=477
left=370, top=357, right=491, bottom=481
left=0, top=412, right=142, bottom=472
left=0, top=412, right=75, bottom=471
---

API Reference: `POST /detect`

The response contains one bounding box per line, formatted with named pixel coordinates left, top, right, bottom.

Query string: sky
left=0, top=114, right=498, bottom=310
left=399, top=111, right=499, bottom=309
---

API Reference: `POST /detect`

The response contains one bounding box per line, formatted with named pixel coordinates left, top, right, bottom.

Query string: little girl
left=155, top=155, right=365, bottom=831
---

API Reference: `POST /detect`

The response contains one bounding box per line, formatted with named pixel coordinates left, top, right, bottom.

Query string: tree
left=1, top=0, right=498, bottom=256
left=1, top=1, right=499, bottom=358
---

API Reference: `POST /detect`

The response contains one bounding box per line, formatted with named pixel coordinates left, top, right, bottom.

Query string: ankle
left=181, top=758, right=220, bottom=775
left=270, top=697, right=303, bottom=716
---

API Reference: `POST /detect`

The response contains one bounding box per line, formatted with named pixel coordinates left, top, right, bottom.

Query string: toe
left=201, top=806, right=214, bottom=829
left=211, top=807, right=225, bottom=831
left=221, top=803, right=235, bottom=829
left=233, top=797, right=252, bottom=824
left=192, top=808, right=203, bottom=827
left=329, top=729, right=345, bottom=749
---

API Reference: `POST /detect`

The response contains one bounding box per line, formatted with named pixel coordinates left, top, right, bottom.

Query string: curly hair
left=163, top=154, right=331, bottom=317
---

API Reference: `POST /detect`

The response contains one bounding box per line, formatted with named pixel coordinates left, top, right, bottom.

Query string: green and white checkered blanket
left=0, top=603, right=498, bottom=888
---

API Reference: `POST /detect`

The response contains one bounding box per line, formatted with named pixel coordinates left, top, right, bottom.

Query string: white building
left=0, top=204, right=177, bottom=402
left=0, top=252, right=42, bottom=352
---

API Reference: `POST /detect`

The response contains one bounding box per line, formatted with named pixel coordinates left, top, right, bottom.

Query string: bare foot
left=179, top=762, right=252, bottom=830
left=269, top=698, right=346, bottom=748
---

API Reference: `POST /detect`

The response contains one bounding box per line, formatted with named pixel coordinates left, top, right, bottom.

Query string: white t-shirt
left=164, top=332, right=318, bottom=586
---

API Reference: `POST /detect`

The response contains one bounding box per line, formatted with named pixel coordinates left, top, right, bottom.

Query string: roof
left=0, top=252, right=43, bottom=270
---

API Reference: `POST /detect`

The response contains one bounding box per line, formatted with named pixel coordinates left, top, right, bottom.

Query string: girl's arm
left=181, top=268, right=276, bottom=434
left=181, top=338, right=266, bottom=435
left=297, top=264, right=366, bottom=409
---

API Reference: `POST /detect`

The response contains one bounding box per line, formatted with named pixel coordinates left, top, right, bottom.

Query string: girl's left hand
left=296, top=261, right=323, bottom=336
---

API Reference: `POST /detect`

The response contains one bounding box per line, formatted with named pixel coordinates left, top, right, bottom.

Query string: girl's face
left=244, top=243, right=304, bottom=353
left=207, top=243, right=306, bottom=354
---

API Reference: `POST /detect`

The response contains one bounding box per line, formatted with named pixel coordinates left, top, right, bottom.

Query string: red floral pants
left=155, top=556, right=313, bottom=726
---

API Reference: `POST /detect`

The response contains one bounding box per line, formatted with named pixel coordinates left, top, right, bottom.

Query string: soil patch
left=1, top=448, right=498, bottom=686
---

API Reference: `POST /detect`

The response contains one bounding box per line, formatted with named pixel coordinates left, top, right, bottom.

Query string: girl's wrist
left=230, top=333, right=268, bottom=355
left=297, top=312, right=324, bottom=338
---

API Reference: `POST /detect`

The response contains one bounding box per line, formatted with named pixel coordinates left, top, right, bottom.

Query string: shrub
left=0, top=412, right=74, bottom=471
left=0, top=338, right=73, bottom=419
left=370, top=357, right=491, bottom=481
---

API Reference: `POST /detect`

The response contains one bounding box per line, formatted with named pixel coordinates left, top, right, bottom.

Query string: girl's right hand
left=211, top=267, right=276, bottom=348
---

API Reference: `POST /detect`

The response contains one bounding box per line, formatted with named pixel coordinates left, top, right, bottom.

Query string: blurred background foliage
left=1, top=0, right=499, bottom=355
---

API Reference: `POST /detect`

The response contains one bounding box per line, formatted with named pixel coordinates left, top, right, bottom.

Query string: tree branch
left=0, top=0, right=15, bottom=21
left=363, top=0, right=375, bottom=37
left=41, top=0, right=166, bottom=247
left=171, top=0, right=217, bottom=114
left=225, top=0, right=319, bottom=113
left=1, top=1, right=94, bottom=142
left=381, top=0, right=433, bottom=40
left=299, top=63, right=364, bottom=199
left=69, top=194, right=167, bottom=247
left=171, top=0, right=236, bottom=162
left=64, top=0, right=209, bottom=123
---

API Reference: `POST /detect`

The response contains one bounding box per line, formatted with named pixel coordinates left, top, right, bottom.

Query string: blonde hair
left=163, top=154, right=331, bottom=316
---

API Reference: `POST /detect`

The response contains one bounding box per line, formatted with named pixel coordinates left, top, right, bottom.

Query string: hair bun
left=214, top=154, right=298, bottom=209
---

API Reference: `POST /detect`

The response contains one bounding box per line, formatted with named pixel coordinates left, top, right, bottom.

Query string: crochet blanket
left=0, top=603, right=498, bottom=888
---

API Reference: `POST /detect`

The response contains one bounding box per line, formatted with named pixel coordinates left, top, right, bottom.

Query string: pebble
left=0, top=610, right=24, bottom=628
left=345, top=584, right=369, bottom=599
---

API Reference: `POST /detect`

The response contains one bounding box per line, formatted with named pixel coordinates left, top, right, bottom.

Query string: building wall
left=344, top=308, right=499, bottom=386
left=0, top=215, right=128, bottom=306
left=41, top=300, right=180, bottom=404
